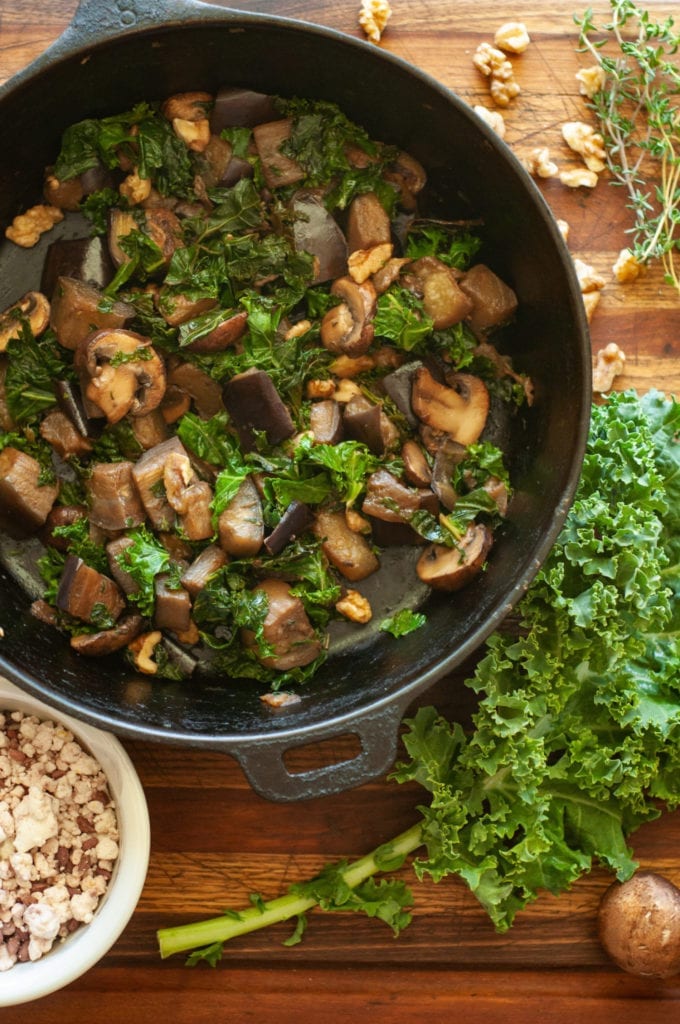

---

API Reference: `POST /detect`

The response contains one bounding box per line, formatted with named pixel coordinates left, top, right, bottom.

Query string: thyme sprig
left=575, top=1, right=680, bottom=293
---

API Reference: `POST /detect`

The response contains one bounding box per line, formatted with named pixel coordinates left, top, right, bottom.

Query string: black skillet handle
left=231, top=703, right=406, bottom=802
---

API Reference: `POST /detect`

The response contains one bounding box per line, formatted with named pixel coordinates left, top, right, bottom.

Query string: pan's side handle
left=230, top=704, right=406, bottom=802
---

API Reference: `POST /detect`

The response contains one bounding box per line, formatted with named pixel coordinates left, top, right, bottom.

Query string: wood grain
left=0, top=1, right=679, bottom=1020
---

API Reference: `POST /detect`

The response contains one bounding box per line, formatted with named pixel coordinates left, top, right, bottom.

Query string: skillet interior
left=0, top=14, right=589, bottom=756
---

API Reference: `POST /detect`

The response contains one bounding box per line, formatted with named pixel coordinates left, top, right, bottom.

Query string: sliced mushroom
left=242, top=578, right=321, bottom=671
left=430, top=437, right=467, bottom=510
left=362, top=469, right=439, bottom=523
left=384, top=151, right=427, bottom=210
left=166, top=361, right=225, bottom=419
left=401, top=439, right=432, bottom=488
left=291, top=189, right=348, bottom=284
left=416, top=523, right=493, bottom=591
left=222, top=367, right=295, bottom=450
left=313, top=508, right=379, bottom=581
left=70, top=613, right=144, bottom=657
left=0, top=447, right=59, bottom=539
left=459, top=263, right=518, bottom=336
left=87, top=461, right=147, bottom=532
left=320, top=276, right=377, bottom=357
left=108, top=208, right=138, bottom=268
left=43, top=172, right=84, bottom=211
left=0, top=291, right=50, bottom=352
left=411, top=366, right=489, bottom=446
left=76, top=329, right=166, bottom=423
left=409, top=257, right=473, bottom=330
left=185, top=309, right=248, bottom=354
left=144, top=208, right=184, bottom=266
left=252, top=119, right=305, bottom=190
left=42, top=505, right=87, bottom=551
left=55, top=555, right=126, bottom=625
left=218, top=475, right=264, bottom=557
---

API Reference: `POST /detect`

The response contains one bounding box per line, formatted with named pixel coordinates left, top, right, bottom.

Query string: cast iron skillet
left=0, top=0, right=591, bottom=800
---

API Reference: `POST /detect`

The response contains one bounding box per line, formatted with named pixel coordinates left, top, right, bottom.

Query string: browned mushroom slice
left=108, top=209, right=138, bottom=268
left=43, top=172, right=84, bottom=211
left=416, top=523, right=493, bottom=591
left=0, top=447, right=59, bottom=539
left=39, top=409, right=93, bottom=459
left=362, top=469, right=439, bottom=523
left=290, top=189, right=348, bottom=284
left=154, top=574, right=192, bottom=634
left=144, top=208, right=184, bottom=266
left=70, top=613, right=145, bottom=657
left=320, top=276, right=377, bottom=358
left=309, top=399, right=344, bottom=445
left=409, top=257, right=473, bottom=330
left=166, top=361, right=225, bottom=419
left=49, top=278, right=133, bottom=351
left=55, top=555, right=126, bottom=625
left=411, top=366, right=489, bottom=446
left=343, top=394, right=399, bottom=455
left=76, top=329, right=166, bottom=424
left=131, top=436, right=190, bottom=530
left=459, top=263, right=518, bottom=336
left=185, top=310, right=248, bottom=354
left=218, top=475, right=264, bottom=557
left=181, top=545, right=227, bottom=597
left=222, top=367, right=295, bottom=450
left=42, top=505, right=87, bottom=551
left=87, top=462, right=146, bottom=532
left=346, top=192, right=392, bottom=253
left=401, top=439, right=432, bottom=488
left=242, top=578, right=321, bottom=671
left=0, top=291, right=50, bottom=352
left=252, top=119, right=305, bottom=189
left=384, top=151, right=427, bottom=210
left=312, top=509, right=379, bottom=582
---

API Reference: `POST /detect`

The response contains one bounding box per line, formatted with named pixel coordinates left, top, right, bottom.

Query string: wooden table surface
left=1, top=0, right=680, bottom=1020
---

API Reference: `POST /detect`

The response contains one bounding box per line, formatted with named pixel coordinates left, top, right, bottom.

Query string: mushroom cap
left=416, top=523, right=493, bottom=591
left=76, top=328, right=166, bottom=423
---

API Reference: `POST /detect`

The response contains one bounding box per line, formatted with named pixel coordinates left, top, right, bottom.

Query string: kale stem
left=156, top=822, right=424, bottom=959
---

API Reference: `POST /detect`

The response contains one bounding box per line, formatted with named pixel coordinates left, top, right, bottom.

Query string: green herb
left=294, top=436, right=382, bottom=508
left=114, top=526, right=171, bottom=617
left=380, top=609, right=427, bottom=637
left=373, top=287, right=434, bottom=351
left=405, top=225, right=483, bottom=270
left=575, top=1, right=680, bottom=292
left=52, top=517, right=109, bottom=575
left=157, top=389, right=680, bottom=962
left=4, top=325, right=64, bottom=425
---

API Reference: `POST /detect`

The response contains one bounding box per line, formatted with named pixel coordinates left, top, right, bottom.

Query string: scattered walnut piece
left=575, top=65, right=607, bottom=98
left=473, top=43, right=521, bottom=107
left=5, top=204, right=64, bottom=248
left=119, top=169, right=152, bottom=205
left=524, top=147, right=558, bottom=178
left=306, top=378, right=336, bottom=400
left=559, top=167, right=599, bottom=189
left=612, top=248, right=642, bottom=284
left=345, top=508, right=372, bottom=534
left=171, top=117, right=211, bottom=153
left=592, top=342, right=626, bottom=392
left=335, top=589, right=373, bottom=624
left=333, top=379, right=363, bottom=403
left=561, top=121, right=607, bottom=173
left=473, top=42, right=509, bottom=77
left=285, top=319, right=312, bottom=340
left=358, top=0, right=392, bottom=43
left=494, top=21, right=531, bottom=54
left=490, top=76, right=521, bottom=107
left=128, top=630, right=163, bottom=674
left=582, top=290, right=601, bottom=322
left=260, top=691, right=302, bottom=708
left=348, top=241, right=393, bottom=284
left=473, top=105, right=507, bottom=138
left=573, top=257, right=606, bottom=293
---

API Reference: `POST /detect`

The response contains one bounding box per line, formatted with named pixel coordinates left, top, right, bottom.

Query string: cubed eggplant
left=41, top=236, right=116, bottom=298
left=55, top=555, right=125, bottom=625
left=222, top=367, right=295, bottom=450
left=209, top=87, right=278, bottom=132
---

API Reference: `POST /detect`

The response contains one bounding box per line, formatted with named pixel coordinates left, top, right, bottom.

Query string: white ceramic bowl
left=0, top=676, right=150, bottom=1007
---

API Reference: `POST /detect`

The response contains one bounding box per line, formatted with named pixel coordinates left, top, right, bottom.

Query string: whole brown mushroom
left=598, top=871, right=680, bottom=979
